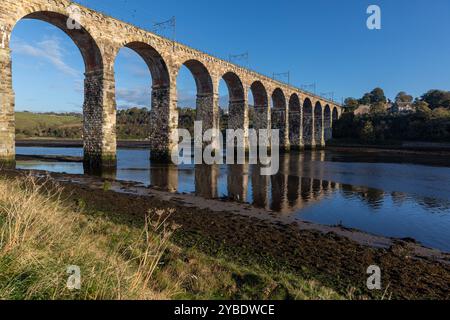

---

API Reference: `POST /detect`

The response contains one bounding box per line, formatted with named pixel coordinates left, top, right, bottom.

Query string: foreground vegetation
left=0, top=175, right=341, bottom=300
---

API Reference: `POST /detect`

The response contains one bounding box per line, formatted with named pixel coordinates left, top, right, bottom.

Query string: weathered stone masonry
left=0, top=45, right=15, bottom=165
left=0, top=0, right=341, bottom=167
left=83, top=69, right=117, bottom=167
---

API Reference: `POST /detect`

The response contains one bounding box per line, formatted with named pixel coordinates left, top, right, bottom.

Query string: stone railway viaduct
left=0, top=0, right=341, bottom=167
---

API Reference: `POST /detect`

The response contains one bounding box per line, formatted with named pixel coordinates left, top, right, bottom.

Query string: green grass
left=16, top=112, right=81, bottom=128
left=14, top=111, right=148, bottom=140
left=15, top=112, right=82, bottom=139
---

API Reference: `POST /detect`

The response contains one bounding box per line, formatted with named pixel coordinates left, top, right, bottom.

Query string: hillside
left=15, top=108, right=236, bottom=140
left=15, top=109, right=150, bottom=140
left=16, top=112, right=82, bottom=139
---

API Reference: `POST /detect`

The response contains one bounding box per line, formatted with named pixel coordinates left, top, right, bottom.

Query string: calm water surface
left=15, top=146, right=450, bottom=252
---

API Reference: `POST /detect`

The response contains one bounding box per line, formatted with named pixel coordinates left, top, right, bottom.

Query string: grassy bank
left=0, top=175, right=341, bottom=300
left=15, top=112, right=82, bottom=140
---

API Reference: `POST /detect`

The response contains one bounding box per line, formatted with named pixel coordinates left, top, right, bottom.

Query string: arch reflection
left=227, top=164, right=249, bottom=202
left=150, top=163, right=178, bottom=192
left=251, top=163, right=270, bottom=209
left=195, top=164, right=219, bottom=199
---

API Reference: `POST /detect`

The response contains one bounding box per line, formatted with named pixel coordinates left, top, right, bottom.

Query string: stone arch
left=177, top=59, right=217, bottom=142
left=332, top=107, right=339, bottom=123
left=324, top=105, right=332, bottom=141
left=271, top=88, right=287, bottom=109
left=271, top=88, right=289, bottom=149
left=302, top=98, right=314, bottom=148
left=181, top=59, right=214, bottom=96
left=288, top=93, right=302, bottom=149
left=222, top=71, right=245, bottom=102
left=115, top=41, right=174, bottom=160
left=15, top=11, right=103, bottom=72
left=314, top=101, right=324, bottom=147
left=249, top=81, right=269, bottom=131
left=120, top=41, right=170, bottom=88
left=3, top=9, right=114, bottom=169
left=250, top=81, right=269, bottom=108
left=289, top=94, right=301, bottom=112
left=221, top=71, right=247, bottom=149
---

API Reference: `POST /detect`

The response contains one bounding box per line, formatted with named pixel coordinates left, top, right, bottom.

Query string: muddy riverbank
left=2, top=168, right=450, bottom=299
left=16, top=139, right=150, bottom=149
left=16, top=154, right=83, bottom=163
left=328, top=140, right=450, bottom=156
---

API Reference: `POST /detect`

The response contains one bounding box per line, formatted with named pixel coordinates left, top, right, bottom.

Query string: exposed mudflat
left=328, top=142, right=450, bottom=156
left=16, top=154, right=83, bottom=163
left=2, top=168, right=450, bottom=299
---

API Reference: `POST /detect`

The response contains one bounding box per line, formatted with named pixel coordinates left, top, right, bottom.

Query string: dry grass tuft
left=0, top=174, right=343, bottom=300
left=0, top=175, right=173, bottom=300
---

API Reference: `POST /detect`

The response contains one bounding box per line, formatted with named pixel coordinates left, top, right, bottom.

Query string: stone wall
left=228, top=99, right=249, bottom=150
left=289, top=111, right=303, bottom=150
left=83, top=69, right=117, bottom=167
left=253, top=106, right=271, bottom=132
left=324, top=107, right=332, bottom=141
left=0, top=46, right=15, bottom=166
left=303, top=111, right=315, bottom=148
left=149, top=86, right=177, bottom=161
left=271, top=109, right=289, bottom=151
left=314, top=116, right=325, bottom=148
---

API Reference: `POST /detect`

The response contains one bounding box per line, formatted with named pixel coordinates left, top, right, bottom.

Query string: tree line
left=334, top=88, right=450, bottom=143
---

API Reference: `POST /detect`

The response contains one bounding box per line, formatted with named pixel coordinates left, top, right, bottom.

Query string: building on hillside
left=388, top=102, right=415, bottom=114
left=354, top=105, right=371, bottom=115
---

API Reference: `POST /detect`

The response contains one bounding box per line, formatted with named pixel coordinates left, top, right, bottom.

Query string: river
left=15, top=146, right=450, bottom=252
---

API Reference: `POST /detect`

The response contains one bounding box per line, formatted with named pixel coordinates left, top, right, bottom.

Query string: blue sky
left=10, top=0, right=450, bottom=112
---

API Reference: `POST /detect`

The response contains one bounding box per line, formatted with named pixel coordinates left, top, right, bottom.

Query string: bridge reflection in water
left=76, top=149, right=450, bottom=217
left=145, top=152, right=343, bottom=214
